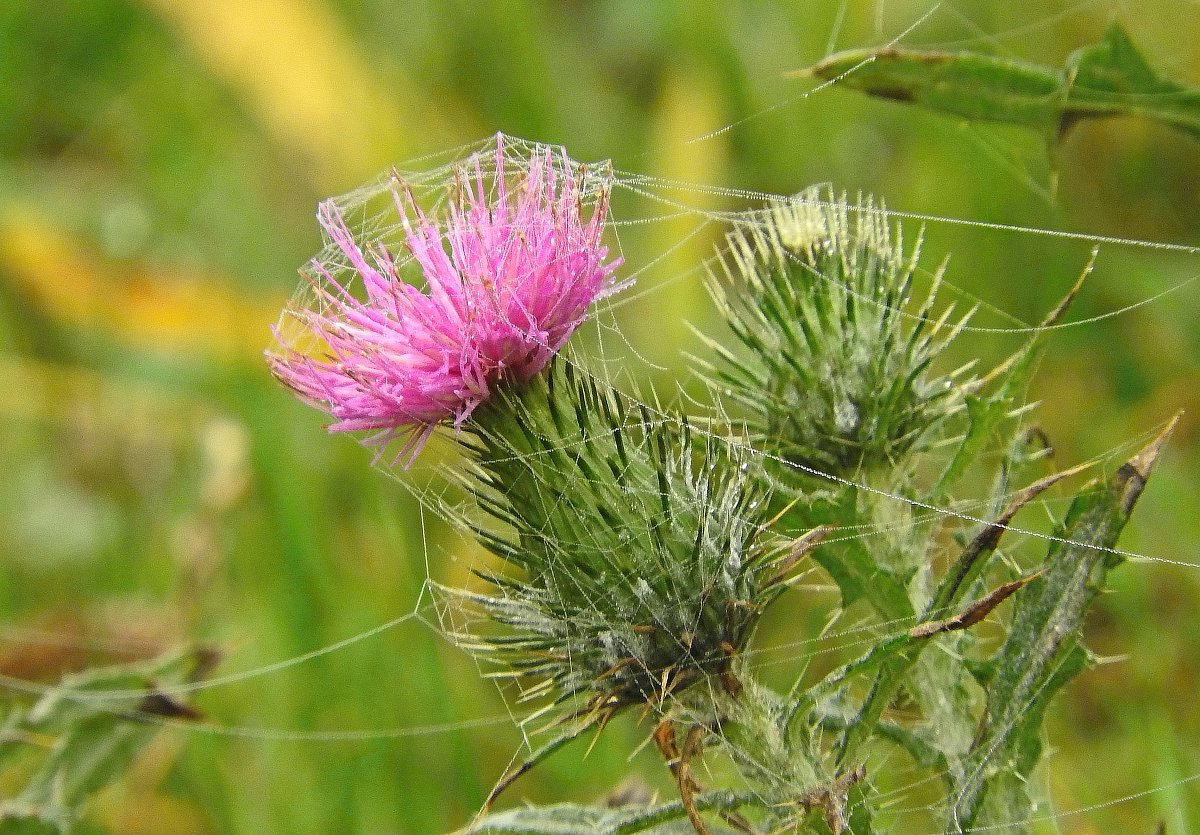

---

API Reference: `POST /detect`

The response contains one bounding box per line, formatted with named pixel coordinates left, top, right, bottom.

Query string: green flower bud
left=703, top=187, right=974, bottom=485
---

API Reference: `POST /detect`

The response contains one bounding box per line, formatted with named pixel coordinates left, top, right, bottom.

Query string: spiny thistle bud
left=440, top=361, right=794, bottom=723
left=703, top=187, right=974, bottom=483
left=267, top=135, right=625, bottom=464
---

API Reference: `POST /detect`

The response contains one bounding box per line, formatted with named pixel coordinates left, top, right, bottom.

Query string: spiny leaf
left=798, top=23, right=1200, bottom=146
left=909, top=570, right=1043, bottom=639
left=0, top=649, right=211, bottom=833
left=820, top=570, right=1039, bottom=766
left=948, top=415, right=1179, bottom=832
left=466, top=790, right=757, bottom=834
left=929, top=460, right=1092, bottom=614
left=931, top=251, right=1091, bottom=503
left=791, top=459, right=1085, bottom=767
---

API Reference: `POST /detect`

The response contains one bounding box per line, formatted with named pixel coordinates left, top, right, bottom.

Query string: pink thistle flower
left=268, top=136, right=626, bottom=464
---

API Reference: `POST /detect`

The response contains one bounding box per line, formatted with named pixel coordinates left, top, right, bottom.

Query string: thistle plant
left=268, top=136, right=1173, bottom=834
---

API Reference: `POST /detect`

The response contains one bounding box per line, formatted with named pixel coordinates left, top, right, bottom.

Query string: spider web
left=4, top=2, right=1200, bottom=832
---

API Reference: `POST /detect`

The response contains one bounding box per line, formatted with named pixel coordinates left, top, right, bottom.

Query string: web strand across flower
left=268, top=135, right=627, bottom=464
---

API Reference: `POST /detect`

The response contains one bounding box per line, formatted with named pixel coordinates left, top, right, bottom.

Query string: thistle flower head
left=704, top=187, right=974, bottom=483
left=268, top=135, right=625, bottom=462
left=441, top=362, right=791, bottom=721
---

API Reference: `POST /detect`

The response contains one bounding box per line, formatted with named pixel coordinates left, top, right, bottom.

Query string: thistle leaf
left=948, top=416, right=1179, bottom=832
left=467, top=791, right=756, bottom=834
left=799, top=23, right=1200, bottom=146
left=0, top=650, right=210, bottom=833
left=932, top=255, right=1088, bottom=503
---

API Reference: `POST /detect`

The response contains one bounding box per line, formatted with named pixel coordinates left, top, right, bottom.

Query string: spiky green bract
left=441, top=359, right=782, bottom=717
left=703, top=187, right=974, bottom=485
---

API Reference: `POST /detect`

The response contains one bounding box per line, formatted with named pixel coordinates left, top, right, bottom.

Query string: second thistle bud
left=704, top=187, right=974, bottom=484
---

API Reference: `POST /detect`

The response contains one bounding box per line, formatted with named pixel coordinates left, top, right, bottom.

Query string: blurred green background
left=2, top=1, right=1199, bottom=832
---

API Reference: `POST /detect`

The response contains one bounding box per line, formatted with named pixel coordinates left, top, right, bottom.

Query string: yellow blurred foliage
left=0, top=354, right=206, bottom=436
left=0, top=209, right=283, bottom=363
left=140, top=0, right=462, bottom=187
